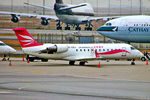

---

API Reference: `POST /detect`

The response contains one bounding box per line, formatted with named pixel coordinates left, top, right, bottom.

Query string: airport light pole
left=120, top=0, right=121, bottom=15
left=27, top=0, right=29, bottom=13
left=130, top=0, right=132, bottom=15
left=43, top=0, right=45, bottom=15
left=11, top=0, right=13, bottom=12
left=108, top=0, right=110, bottom=16
left=139, top=0, right=142, bottom=14
left=128, top=0, right=132, bottom=15
left=97, top=0, right=99, bottom=16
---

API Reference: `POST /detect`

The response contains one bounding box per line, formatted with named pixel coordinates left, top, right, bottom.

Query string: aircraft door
left=122, top=47, right=126, bottom=56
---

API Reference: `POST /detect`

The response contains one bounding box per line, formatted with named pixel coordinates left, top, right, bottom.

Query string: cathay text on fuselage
left=128, top=27, right=149, bottom=32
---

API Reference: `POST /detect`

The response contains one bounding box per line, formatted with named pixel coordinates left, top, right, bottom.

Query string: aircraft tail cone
left=146, top=60, right=148, bottom=65
left=98, top=62, right=101, bottom=68
left=9, top=60, right=12, bottom=66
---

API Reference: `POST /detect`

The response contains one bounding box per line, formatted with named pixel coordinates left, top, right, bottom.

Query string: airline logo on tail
left=13, top=28, right=43, bottom=48
left=19, top=34, right=34, bottom=46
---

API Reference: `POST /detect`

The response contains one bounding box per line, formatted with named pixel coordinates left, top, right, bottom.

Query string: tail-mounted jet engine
left=41, top=44, right=68, bottom=54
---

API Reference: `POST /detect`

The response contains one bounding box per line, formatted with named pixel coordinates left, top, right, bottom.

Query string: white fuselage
left=104, top=15, right=150, bottom=27
left=22, top=43, right=143, bottom=61
left=0, top=41, right=16, bottom=54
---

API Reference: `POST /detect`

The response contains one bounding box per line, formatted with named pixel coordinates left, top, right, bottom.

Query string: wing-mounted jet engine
left=11, top=14, right=20, bottom=23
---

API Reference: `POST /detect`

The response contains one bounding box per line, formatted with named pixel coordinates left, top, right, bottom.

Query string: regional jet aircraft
left=0, top=0, right=115, bottom=31
left=0, top=41, right=16, bottom=61
left=97, top=15, right=150, bottom=43
left=8, top=28, right=143, bottom=65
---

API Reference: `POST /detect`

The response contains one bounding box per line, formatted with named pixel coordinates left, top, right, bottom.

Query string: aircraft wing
left=0, top=11, right=59, bottom=20
left=67, top=56, right=102, bottom=61
left=82, top=16, right=120, bottom=22
left=24, top=2, right=53, bottom=10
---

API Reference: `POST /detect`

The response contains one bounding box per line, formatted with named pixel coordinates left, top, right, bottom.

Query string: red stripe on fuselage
left=95, top=49, right=130, bottom=57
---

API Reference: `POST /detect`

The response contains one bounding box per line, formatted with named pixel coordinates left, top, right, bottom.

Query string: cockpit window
left=130, top=47, right=136, bottom=50
left=105, top=23, right=112, bottom=26
left=0, top=43, right=6, bottom=46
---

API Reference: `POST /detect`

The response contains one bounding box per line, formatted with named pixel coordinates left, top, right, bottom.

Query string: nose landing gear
left=131, top=59, right=135, bottom=65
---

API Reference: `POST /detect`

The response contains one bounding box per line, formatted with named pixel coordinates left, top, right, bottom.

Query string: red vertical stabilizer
left=13, top=28, right=43, bottom=48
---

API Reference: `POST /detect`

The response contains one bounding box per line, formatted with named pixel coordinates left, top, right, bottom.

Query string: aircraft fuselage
left=97, top=26, right=150, bottom=43
left=97, top=15, right=150, bottom=43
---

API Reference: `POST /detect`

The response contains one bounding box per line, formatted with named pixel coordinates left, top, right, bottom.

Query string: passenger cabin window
left=131, top=47, right=136, bottom=50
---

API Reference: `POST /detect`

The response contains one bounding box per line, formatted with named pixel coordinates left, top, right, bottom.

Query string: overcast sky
left=0, top=0, right=150, bottom=8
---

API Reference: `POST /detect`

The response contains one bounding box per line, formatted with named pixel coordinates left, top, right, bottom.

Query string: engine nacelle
left=46, top=44, right=68, bottom=54
left=11, top=15, right=20, bottom=23
left=41, top=18, right=49, bottom=26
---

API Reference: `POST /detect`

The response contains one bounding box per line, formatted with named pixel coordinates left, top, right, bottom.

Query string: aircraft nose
left=8, top=47, right=16, bottom=53
left=136, top=50, right=144, bottom=58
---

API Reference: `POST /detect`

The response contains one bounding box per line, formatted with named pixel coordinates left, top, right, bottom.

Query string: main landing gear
left=75, top=25, right=81, bottom=31
left=69, top=61, right=75, bottom=65
left=65, top=24, right=70, bottom=30
left=69, top=61, right=86, bottom=66
left=56, top=22, right=93, bottom=31
left=85, top=22, right=93, bottom=31
left=56, top=21, right=62, bottom=30
left=79, top=61, right=85, bottom=66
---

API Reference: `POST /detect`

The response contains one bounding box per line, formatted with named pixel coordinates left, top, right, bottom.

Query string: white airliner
left=9, top=28, right=143, bottom=65
left=0, top=41, right=16, bottom=61
left=97, top=15, right=150, bottom=43
left=0, top=0, right=116, bottom=31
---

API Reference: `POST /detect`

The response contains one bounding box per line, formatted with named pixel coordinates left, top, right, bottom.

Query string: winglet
left=13, top=28, right=43, bottom=48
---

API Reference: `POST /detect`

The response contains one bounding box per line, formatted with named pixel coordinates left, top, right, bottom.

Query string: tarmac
left=0, top=58, right=150, bottom=100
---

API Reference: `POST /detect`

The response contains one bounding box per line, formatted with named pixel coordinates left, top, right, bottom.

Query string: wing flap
left=0, top=11, right=59, bottom=20
left=84, top=16, right=120, bottom=22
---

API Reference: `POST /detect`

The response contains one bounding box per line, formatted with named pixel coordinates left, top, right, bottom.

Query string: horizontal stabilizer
left=59, top=4, right=87, bottom=11
left=24, top=2, right=53, bottom=10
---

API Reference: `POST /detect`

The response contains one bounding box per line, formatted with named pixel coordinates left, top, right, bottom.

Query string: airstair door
left=122, top=47, right=126, bottom=56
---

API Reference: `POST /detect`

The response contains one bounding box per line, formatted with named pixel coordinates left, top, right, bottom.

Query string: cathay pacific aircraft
left=97, top=15, right=150, bottom=43
left=7, top=28, right=143, bottom=65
